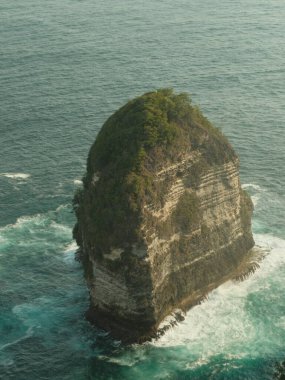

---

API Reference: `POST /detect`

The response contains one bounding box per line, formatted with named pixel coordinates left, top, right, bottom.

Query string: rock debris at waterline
left=73, top=89, right=255, bottom=343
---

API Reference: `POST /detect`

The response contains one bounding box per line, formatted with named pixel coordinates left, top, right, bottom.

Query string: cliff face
left=73, top=89, right=254, bottom=343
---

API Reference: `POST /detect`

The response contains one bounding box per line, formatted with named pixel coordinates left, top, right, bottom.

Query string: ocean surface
left=0, top=0, right=284, bottom=379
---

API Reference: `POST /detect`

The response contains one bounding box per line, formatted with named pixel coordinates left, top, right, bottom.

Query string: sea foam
left=242, top=183, right=262, bottom=191
left=242, top=183, right=266, bottom=208
left=63, top=242, right=79, bottom=266
left=0, top=327, right=33, bottom=352
left=153, top=233, right=285, bottom=359
left=0, top=173, right=31, bottom=180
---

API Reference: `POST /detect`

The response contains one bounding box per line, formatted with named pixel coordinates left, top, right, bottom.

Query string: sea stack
left=73, top=89, right=254, bottom=343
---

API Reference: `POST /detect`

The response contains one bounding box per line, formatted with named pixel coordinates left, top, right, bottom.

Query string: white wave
left=0, top=172, right=31, bottom=180
left=242, top=183, right=262, bottom=191
left=62, top=242, right=79, bottom=266
left=64, top=241, right=78, bottom=253
left=251, top=195, right=260, bottom=207
left=0, top=214, right=46, bottom=232
left=0, top=210, right=72, bottom=246
left=153, top=233, right=285, bottom=357
left=0, top=327, right=33, bottom=352
left=254, top=233, right=285, bottom=256
left=185, top=357, right=210, bottom=370
left=50, top=221, right=71, bottom=234
left=55, top=204, right=70, bottom=213
left=73, top=179, right=83, bottom=185
left=242, top=183, right=266, bottom=208
left=104, top=355, right=139, bottom=367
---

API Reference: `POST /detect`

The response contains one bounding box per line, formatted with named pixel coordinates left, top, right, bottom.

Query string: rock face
left=73, top=89, right=254, bottom=343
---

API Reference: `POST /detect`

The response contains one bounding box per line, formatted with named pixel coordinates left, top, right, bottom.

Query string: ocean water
left=0, top=0, right=284, bottom=379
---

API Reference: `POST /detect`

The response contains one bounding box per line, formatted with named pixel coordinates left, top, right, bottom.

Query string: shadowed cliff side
left=73, top=89, right=255, bottom=343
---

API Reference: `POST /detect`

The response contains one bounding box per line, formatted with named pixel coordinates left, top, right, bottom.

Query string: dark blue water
left=0, top=1, right=284, bottom=379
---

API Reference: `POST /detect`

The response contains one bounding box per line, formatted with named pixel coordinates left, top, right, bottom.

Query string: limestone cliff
left=73, top=89, right=254, bottom=343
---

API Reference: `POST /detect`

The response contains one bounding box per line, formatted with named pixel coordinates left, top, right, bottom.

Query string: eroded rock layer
left=73, top=89, right=254, bottom=343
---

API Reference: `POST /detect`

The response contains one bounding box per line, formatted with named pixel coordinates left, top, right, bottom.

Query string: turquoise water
left=0, top=0, right=284, bottom=378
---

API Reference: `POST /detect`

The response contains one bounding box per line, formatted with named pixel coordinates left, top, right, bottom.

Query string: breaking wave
left=0, top=172, right=31, bottom=180
left=153, top=233, right=285, bottom=362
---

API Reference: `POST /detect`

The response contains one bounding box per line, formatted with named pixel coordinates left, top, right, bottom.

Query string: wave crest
left=0, top=173, right=31, bottom=180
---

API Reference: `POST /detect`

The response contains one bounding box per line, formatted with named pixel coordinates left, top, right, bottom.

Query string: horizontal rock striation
left=74, top=89, right=254, bottom=343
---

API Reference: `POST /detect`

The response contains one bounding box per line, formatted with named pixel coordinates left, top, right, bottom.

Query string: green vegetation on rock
left=173, top=192, right=200, bottom=233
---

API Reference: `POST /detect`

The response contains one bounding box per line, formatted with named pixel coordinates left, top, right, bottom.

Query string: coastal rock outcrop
left=73, top=89, right=254, bottom=343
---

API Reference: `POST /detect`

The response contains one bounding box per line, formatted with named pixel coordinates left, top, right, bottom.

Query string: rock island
left=73, top=89, right=255, bottom=343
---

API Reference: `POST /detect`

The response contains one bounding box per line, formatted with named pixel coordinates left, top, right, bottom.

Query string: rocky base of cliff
left=84, top=246, right=264, bottom=344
